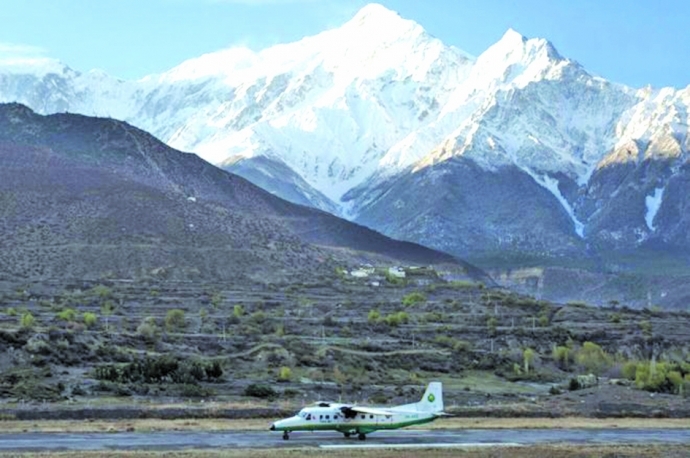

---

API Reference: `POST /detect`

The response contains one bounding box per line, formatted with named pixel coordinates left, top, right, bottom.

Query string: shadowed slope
left=0, top=103, right=488, bottom=284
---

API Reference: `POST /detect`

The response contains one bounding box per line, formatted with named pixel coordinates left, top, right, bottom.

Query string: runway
left=0, top=428, right=688, bottom=452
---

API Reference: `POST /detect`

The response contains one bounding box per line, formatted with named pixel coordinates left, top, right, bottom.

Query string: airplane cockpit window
left=306, top=414, right=312, bottom=420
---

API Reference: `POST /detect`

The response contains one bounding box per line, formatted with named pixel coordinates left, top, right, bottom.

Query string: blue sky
left=1, top=0, right=688, bottom=88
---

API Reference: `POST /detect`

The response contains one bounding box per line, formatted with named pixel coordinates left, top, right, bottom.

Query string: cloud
left=0, top=42, right=47, bottom=57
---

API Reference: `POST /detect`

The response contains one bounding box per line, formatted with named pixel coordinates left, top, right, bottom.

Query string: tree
left=523, top=348, right=535, bottom=374
left=165, top=309, right=186, bottom=332
left=575, top=342, right=611, bottom=375
left=552, top=345, right=572, bottom=370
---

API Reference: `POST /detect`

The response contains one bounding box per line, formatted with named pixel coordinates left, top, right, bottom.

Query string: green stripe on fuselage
left=273, top=415, right=438, bottom=434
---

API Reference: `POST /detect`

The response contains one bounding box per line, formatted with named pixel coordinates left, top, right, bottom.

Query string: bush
left=278, top=366, right=292, bottom=382
left=384, top=311, right=409, bottom=327
left=165, top=309, right=186, bottom=332
left=622, top=361, right=638, bottom=380
left=568, top=377, right=581, bottom=391
left=633, top=361, right=689, bottom=394
left=57, top=308, right=77, bottom=322
left=20, top=312, right=35, bottom=329
left=83, top=312, right=98, bottom=328
left=233, top=304, right=244, bottom=318
left=487, top=316, right=498, bottom=335
left=94, top=356, right=222, bottom=385
left=367, top=309, right=381, bottom=324
left=137, top=317, right=159, bottom=342
left=402, top=292, right=426, bottom=307
left=244, top=383, right=277, bottom=399
left=575, top=342, right=611, bottom=375
left=91, top=285, right=112, bottom=300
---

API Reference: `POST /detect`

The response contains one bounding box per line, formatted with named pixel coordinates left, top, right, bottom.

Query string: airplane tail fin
left=417, top=381, right=444, bottom=413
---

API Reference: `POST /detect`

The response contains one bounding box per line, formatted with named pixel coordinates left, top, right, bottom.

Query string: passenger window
left=360, top=415, right=365, bottom=419
left=319, top=415, right=323, bottom=419
left=370, top=415, right=374, bottom=419
left=326, top=415, right=330, bottom=419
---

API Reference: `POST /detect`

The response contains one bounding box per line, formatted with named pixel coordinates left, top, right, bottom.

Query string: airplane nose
left=270, top=423, right=275, bottom=431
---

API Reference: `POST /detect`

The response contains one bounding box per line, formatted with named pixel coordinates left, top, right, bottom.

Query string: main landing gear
left=282, top=431, right=290, bottom=440
left=358, top=432, right=366, bottom=441
left=343, top=432, right=351, bottom=438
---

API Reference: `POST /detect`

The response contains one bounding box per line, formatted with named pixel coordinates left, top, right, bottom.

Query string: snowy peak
left=345, top=3, right=420, bottom=34
left=473, top=29, right=570, bottom=89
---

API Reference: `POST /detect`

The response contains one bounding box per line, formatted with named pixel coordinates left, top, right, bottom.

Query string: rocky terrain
left=0, top=271, right=688, bottom=419
left=0, top=103, right=484, bottom=285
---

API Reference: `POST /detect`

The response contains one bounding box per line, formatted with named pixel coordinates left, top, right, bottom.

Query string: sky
left=1, top=0, right=688, bottom=88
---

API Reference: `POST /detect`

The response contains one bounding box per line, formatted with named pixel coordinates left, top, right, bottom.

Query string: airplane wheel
left=358, top=433, right=366, bottom=441
left=343, top=432, right=351, bottom=438
left=283, top=431, right=289, bottom=440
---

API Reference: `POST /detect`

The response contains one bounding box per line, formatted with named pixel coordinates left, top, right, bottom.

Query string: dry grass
left=0, top=444, right=689, bottom=458
left=0, top=417, right=688, bottom=433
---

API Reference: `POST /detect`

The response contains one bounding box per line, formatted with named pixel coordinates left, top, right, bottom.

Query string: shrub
left=538, top=314, right=549, bottom=327
left=20, top=312, right=35, bottom=329
left=244, top=383, right=277, bottom=399
left=7, top=307, right=17, bottom=317
left=575, top=342, right=611, bottom=375
left=165, top=309, right=186, bottom=332
left=487, top=316, right=498, bottom=336
left=57, top=308, right=77, bottom=322
left=402, top=292, right=426, bottom=307
left=83, top=312, right=98, bottom=328
left=210, top=293, right=223, bottom=309
left=384, top=311, right=409, bottom=327
left=622, top=361, right=638, bottom=380
left=137, top=317, right=159, bottom=342
left=278, top=366, right=292, bottom=382
left=568, top=377, right=581, bottom=391
left=91, top=285, right=112, bottom=300
left=233, top=304, right=244, bottom=318
left=367, top=309, right=381, bottom=324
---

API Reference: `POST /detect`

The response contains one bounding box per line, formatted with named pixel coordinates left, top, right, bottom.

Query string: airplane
left=270, top=381, right=445, bottom=441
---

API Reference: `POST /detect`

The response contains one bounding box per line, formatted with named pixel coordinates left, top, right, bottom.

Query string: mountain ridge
left=1, top=3, right=689, bottom=300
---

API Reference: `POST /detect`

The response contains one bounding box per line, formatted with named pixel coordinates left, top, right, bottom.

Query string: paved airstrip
left=0, top=428, right=689, bottom=452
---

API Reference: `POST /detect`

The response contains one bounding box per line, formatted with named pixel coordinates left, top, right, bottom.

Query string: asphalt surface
left=0, top=429, right=689, bottom=451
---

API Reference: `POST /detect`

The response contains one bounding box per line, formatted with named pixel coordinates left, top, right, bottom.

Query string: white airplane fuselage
left=270, top=382, right=444, bottom=440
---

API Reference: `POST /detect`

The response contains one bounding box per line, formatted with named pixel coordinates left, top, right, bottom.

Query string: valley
left=1, top=272, right=689, bottom=420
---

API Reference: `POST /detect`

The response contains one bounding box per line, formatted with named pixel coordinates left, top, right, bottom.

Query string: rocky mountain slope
left=0, top=103, right=486, bottom=284
left=1, top=3, right=689, bottom=304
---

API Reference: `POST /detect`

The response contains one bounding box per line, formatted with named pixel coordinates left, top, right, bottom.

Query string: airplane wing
left=340, top=405, right=395, bottom=417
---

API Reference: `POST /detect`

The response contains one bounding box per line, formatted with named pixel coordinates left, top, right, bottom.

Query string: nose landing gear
left=282, top=431, right=290, bottom=440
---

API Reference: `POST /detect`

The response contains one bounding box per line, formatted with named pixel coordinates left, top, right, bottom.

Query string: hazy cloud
left=0, top=42, right=47, bottom=57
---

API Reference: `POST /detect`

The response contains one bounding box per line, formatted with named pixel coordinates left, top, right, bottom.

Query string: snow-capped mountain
left=2, top=2, right=689, bottom=269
